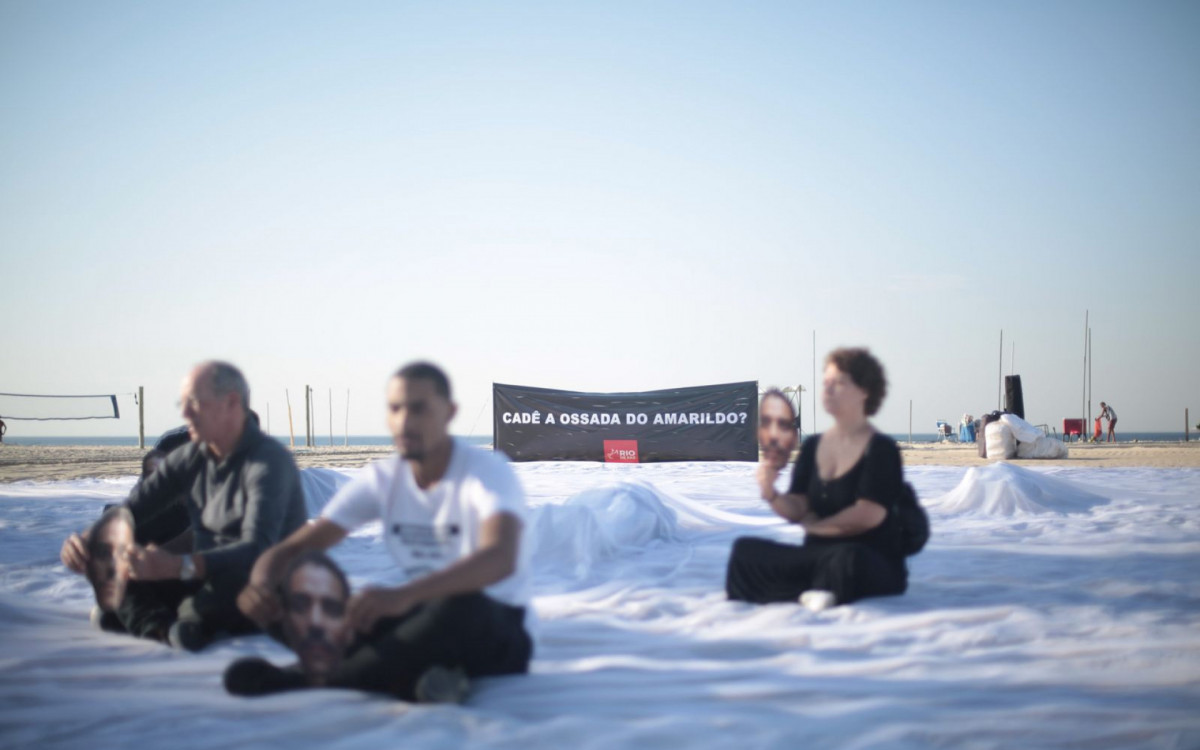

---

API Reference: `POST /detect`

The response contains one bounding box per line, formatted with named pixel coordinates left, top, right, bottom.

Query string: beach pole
left=998, top=329, right=1003, bottom=410
left=909, top=400, right=913, bottom=445
left=1088, top=327, right=1092, bottom=428
left=1186, top=409, right=1190, bottom=442
left=796, top=384, right=803, bottom=440
left=286, top=390, right=295, bottom=449
left=812, top=331, right=817, bottom=435
left=328, top=387, right=333, bottom=447
left=137, top=386, right=145, bottom=450
left=1082, top=311, right=1088, bottom=439
left=344, top=389, right=349, bottom=447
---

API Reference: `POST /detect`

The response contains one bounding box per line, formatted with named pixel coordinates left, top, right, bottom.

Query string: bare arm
left=347, top=512, right=522, bottom=633
left=757, top=460, right=814, bottom=524
left=237, top=519, right=349, bottom=627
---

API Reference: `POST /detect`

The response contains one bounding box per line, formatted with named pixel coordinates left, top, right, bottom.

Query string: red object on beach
left=1063, top=419, right=1083, bottom=440
left=1093, top=417, right=1103, bottom=441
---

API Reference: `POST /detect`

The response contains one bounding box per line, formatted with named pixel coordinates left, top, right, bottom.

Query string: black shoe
left=89, top=605, right=126, bottom=634
left=167, top=619, right=213, bottom=652
left=224, top=657, right=308, bottom=696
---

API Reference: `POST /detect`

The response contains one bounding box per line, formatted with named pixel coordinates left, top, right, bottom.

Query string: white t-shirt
left=322, top=438, right=531, bottom=609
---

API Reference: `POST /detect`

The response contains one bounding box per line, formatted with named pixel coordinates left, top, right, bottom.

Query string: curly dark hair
left=826, top=347, right=888, bottom=416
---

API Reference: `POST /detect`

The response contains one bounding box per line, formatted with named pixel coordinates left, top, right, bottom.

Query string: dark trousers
left=103, top=494, right=256, bottom=641
left=116, top=574, right=259, bottom=641
left=725, top=537, right=907, bottom=606
left=328, top=592, right=532, bottom=701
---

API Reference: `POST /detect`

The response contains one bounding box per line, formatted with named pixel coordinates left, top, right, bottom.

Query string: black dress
left=725, top=432, right=908, bottom=605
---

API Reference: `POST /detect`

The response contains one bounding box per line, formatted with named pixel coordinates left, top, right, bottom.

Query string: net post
left=286, top=389, right=295, bottom=449
left=138, top=386, right=145, bottom=450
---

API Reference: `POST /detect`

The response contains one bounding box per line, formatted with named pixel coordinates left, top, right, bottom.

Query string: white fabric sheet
left=2, top=462, right=1199, bottom=749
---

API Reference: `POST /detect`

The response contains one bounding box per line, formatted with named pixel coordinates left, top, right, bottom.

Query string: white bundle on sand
left=985, top=421, right=1017, bottom=459
left=1017, top=435, right=1069, bottom=459
left=986, top=414, right=1069, bottom=460
left=999, top=414, right=1043, bottom=443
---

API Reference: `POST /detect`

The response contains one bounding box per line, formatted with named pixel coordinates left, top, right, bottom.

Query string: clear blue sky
left=2, top=1, right=1197, bottom=439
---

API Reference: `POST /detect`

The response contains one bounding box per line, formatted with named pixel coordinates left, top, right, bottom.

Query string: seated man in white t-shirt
left=227, top=362, right=533, bottom=702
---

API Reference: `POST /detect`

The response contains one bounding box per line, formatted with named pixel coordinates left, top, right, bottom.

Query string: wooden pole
left=796, top=384, right=803, bottom=440
left=305, top=385, right=312, bottom=448
left=137, top=386, right=145, bottom=450
left=1082, top=311, right=1088, bottom=437
left=998, top=329, right=1003, bottom=410
left=286, top=389, right=295, bottom=449
left=1087, top=327, right=1093, bottom=428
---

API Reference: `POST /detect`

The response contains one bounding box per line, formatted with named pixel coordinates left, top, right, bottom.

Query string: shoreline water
left=1, top=431, right=1192, bottom=448
left=2, top=440, right=1199, bottom=483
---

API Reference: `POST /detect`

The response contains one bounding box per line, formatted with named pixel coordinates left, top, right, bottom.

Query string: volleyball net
left=0, top=392, right=121, bottom=421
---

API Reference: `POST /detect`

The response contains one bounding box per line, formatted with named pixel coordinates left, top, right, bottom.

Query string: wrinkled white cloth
left=999, top=413, right=1044, bottom=443
left=2, top=464, right=1199, bottom=750
left=1017, top=435, right=1070, bottom=459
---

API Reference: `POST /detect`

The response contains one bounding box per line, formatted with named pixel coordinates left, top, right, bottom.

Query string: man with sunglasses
left=60, top=361, right=307, bottom=651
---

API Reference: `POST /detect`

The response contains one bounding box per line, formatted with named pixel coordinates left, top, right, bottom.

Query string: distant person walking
left=0, top=417, right=6, bottom=443
left=1099, top=402, right=1118, bottom=442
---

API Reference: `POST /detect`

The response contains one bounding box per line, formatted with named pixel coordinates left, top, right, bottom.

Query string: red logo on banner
left=604, top=440, right=639, bottom=463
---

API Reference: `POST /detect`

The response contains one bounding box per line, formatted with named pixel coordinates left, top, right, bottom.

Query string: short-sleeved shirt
left=322, top=438, right=531, bottom=609
left=789, top=432, right=904, bottom=559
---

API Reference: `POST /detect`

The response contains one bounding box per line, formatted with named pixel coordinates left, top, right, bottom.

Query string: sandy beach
left=0, top=444, right=396, bottom=483
left=1, top=439, right=1198, bottom=482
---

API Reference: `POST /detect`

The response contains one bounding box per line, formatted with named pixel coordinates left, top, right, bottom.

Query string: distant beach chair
left=959, top=414, right=976, bottom=443
left=935, top=420, right=956, bottom=442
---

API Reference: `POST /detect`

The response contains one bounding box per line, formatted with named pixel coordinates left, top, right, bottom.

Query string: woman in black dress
left=726, top=347, right=907, bottom=607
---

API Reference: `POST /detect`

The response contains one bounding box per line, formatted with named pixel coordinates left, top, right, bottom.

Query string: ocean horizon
left=3, top=432, right=1194, bottom=448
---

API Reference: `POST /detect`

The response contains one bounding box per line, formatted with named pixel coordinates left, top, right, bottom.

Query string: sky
left=1, top=0, right=1197, bottom=440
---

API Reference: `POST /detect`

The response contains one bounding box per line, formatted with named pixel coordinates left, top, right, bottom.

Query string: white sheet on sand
left=2, top=461, right=1199, bottom=750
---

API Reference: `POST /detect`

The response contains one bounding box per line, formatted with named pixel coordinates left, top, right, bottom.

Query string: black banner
left=493, top=381, right=757, bottom=462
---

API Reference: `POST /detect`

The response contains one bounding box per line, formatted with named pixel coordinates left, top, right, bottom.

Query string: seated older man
left=61, top=361, right=307, bottom=651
